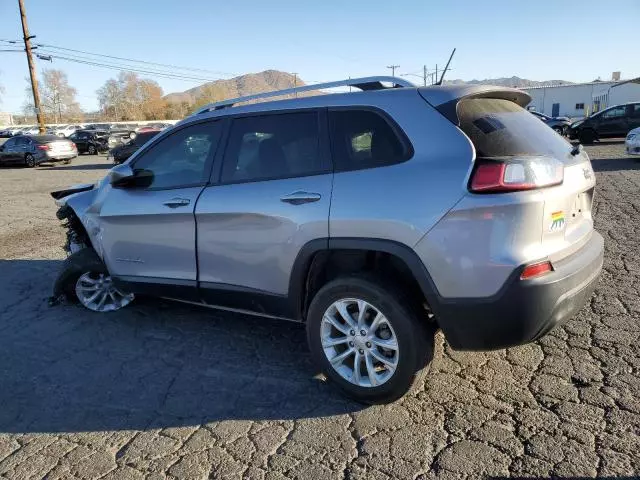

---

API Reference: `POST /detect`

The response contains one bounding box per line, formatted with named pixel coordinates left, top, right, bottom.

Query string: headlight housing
left=627, top=133, right=638, bottom=141
left=570, top=121, right=584, bottom=129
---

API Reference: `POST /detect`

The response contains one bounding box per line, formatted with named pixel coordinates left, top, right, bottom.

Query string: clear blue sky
left=1, top=0, right=638, bottom=114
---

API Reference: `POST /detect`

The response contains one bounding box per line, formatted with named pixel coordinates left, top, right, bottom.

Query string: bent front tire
left=53, top=248, right=134, bottom=312
left=306, top=275, right=434, bottom=404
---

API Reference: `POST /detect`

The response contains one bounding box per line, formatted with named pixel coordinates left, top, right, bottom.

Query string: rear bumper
left=434, top=231, right=604, bottom=351
left=44, top=153, right=77, bottom=162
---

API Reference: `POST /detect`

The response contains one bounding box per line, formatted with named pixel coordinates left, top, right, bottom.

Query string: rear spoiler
left=418, top=85, right=531, bottom=126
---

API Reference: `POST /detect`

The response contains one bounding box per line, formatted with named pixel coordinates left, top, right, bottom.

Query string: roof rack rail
left=194, top=76, right=415, bottom=114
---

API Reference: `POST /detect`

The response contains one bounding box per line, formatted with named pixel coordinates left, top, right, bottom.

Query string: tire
left=553, top=126, right=564, bottom=136
left=53, top=248, right=134, bottom=312
left=306, top=275, right=435, bottom=404
left=24, top=153, right=36, bottom=168
left=579, top=129, right=596, bottom=144
left=62, top=159, right=71, bottom=165
left=87, top=144, right=97, bottom=155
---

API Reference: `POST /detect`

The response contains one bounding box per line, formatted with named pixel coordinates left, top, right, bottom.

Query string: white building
left=522, top=76, right=640, bottom=119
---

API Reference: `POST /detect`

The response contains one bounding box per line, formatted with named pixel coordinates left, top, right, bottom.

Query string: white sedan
left=55, top=124, right=83, bottom=137
left=626, top=127, right=640, bottom=156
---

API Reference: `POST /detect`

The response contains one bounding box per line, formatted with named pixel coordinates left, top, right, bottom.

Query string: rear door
left=598, top=105, right=628, bottom=137
left=628, top=104, right=640, bottom=131
left=195, top=109, right=332, bottom=317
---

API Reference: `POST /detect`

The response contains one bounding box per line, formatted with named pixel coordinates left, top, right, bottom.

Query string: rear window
left=329, top=110, right=409, bottom=172
left=458, top=98, right=571, bottom=159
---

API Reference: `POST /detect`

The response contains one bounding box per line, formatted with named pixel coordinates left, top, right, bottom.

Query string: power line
left=34, top=42, right=239, bottom=77
left=40, top=53, right=229, bottom=84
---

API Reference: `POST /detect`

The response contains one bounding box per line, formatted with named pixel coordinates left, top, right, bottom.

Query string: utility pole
left=423, top=65, right=427, bottom=86
left=292, top=72, right=298, bottom=97
left=18, top=0, right=45, bottom=133
left=434, top=65, right=438, bottom=85
left=387, top=65, right=400, bottom=77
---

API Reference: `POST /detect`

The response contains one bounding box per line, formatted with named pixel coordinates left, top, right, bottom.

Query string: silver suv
left=51, top=77, right=604, bottom=403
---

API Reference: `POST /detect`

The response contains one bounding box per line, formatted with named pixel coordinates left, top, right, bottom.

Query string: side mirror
left=108, top=163, right=135, bottom=187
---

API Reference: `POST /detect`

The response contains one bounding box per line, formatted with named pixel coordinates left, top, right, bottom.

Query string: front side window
left=131, top=121, right=221, bottom=189
left=3, top=138, right=16, bottom=149
left=602, top=106, right=625, bottom=119
left=329, top=109, right=408, bottom=172
left=221, top=111, right=323, bottom=183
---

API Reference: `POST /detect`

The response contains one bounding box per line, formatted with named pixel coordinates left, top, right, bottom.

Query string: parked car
left=54, top=124, right=83, bottom=137
left=107, top=130, right=160, bottom=164
left=0, top=135, right=76, bottom=167
left=626, top=127, right=640, bottom=155
left=530, top=111, right=571, bottom=135
left=21, top=126, right=40, bottom=135
left=50, top=78, right=603, bottom=403
left=107, top=129, right=137, bottom=149
left=569, top=102, right=640, bottom=143
left=68, top=130, right=109, bottom=155
left=0, top=129, right=13, bottom=138
left=84, top=123, right=111, bottom=132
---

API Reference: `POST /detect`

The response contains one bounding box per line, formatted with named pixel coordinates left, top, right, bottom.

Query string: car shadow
left=39, top=163, right=112, bottom=171
left=0, top=259, right=364, bottom=434
left=591, top=156, right=640, bottom=173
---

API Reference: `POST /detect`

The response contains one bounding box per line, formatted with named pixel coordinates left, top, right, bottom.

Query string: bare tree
left=39, top=69, right=82, bottom=122
left=97, top=72, right=167, bottom=121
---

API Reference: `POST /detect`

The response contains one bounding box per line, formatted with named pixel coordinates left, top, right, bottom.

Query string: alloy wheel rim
left=26, top=155, right=34, bottom=166
left=321, top=298, right=399, bottom=388
left=75, top=272, right=134, bottom=312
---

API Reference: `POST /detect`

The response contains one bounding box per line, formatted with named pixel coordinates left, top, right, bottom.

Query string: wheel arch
left=288, top=238, right=442, bottom=322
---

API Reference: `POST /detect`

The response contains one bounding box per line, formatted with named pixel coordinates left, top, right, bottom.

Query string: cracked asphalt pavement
left=1, top=143, right=639, bottom=479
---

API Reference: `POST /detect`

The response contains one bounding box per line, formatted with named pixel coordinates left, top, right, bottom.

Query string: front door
left=598, top=105, right=628, bottom=137
left=195, top=110, right=332, bottom=318
left=97, top=120, right=223, bottom=296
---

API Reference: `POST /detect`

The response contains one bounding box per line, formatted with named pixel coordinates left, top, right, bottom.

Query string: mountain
left=444, top=76, right=574, bottom=88
left=164, top=70, right=304, bottom=105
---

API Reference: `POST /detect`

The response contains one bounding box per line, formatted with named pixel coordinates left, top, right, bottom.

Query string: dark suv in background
left=530, top=111, right=571, bottom=135
left=69, top=130, right=109, bottom=155
left=569, top=102, right=640, bottom=143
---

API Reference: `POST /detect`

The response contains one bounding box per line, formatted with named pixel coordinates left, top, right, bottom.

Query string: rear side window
left=458, top=98, right=571, bottom=159
left=631, top=104, right=640, bottom=118
left=221, top=111, right=324, bottom=183
left=329, top=110, right=408, bottom=171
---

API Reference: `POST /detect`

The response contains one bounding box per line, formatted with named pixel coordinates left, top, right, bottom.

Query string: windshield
left=458, top=98, right=572, bottom=160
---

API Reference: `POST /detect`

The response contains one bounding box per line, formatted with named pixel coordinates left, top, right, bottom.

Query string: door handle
left=163, top=198, right=191, bottom=208
left=280, top=191, right=321, bottom=205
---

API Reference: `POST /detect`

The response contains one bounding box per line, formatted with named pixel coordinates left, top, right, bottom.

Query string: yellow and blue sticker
left=550, top=211, right=565, bottom=232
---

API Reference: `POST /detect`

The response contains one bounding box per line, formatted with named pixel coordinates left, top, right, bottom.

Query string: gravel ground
left=0, top=143, right=639, bottom=479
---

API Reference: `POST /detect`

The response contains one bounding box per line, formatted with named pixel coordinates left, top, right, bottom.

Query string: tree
left=192, top=83, right=231, bottom=111
left=22, top=70, right=82, bottom=122
left=97, top=72, right=167, bottom=121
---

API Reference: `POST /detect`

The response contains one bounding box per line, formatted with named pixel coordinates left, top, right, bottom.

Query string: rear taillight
left=71, top=143, right=77, bottom=150
left=520, top=261, right=553, bottom=280
left=37, top=145, right=49, bottom=151
left=470, top=157, right=564, bottom=193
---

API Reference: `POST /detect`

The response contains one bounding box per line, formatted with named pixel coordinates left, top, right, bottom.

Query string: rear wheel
left=306, top=275, right=434, bottom=404
left=24, top=153, right=36, bottom=168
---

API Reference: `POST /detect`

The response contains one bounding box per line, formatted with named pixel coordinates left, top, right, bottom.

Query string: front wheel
left=87, top=144, right=97, bottom=155
left=306, top=275, right=434, bottom=404
left=25, top=153, right=36, bottom=168
left=53, top=248, right=134, bottom=312
left=553, top=126, right=564, bottom=136
left=579, top=129, right=596, bottom=144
